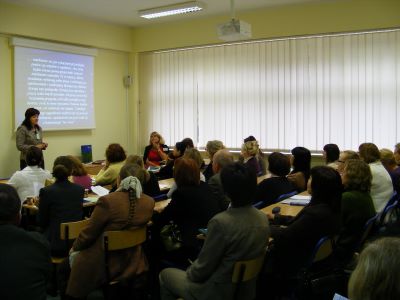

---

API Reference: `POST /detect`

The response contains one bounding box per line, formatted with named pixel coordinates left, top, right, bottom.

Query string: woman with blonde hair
left=203, top=140, right=225, bottom=181
left=68, top=156, right=92, bottom=190
left=241, top=140, right=262, bottom=176
left=143, top=131, right=169, bottom=167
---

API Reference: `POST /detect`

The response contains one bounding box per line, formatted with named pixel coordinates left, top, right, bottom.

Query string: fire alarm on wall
left=123, top=75, right=133, bottom=88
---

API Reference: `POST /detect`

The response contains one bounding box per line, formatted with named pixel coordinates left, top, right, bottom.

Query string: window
left=139, top=29, right=400, bottom=151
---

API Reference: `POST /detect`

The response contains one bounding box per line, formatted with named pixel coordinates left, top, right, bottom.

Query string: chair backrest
left=380, top=200, right=399, bottom=226
left=232, top=253, right=265, bottom=300
left=357, top=214, right=379, bottom=251
left=232, top=254, right=265, bottom=283
left=253, top=190, right=298, bottom=209
left=103, top=227, right=147, bottom=285
left=306, top=236, right=334, bottom=268
left=103, top=226, right=147, bottom=251
left=60, top=219, right=90, bottom=240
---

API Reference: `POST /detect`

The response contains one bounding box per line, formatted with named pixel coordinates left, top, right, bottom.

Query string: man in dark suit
left=0, top=183, right=51, bottom=300
left=160, top=162, right=270, bottom=300
left=208, top=149, right=234, bottom=210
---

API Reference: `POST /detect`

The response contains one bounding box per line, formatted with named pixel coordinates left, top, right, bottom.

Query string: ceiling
left=0, top=0, right=331, bottom=27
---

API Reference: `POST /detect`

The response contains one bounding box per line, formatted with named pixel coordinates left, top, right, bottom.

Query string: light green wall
left=131, top=0, right=400, bottom=53
left=0, top=2, right=133, bottom=178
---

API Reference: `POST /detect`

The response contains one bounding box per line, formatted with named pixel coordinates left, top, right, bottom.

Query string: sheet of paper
left=90, top=185, right=109, bottom=196
left=83, top=197, right=98, bottom=203
left=289, top=194, right=311, bottom=201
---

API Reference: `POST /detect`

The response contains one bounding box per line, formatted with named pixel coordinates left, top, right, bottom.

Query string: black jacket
left=154, top=181, right=222, bottom=249
left=38, top=180, right=84, bottom=256
left=255, top=177, right=297, bottom=207
left=268, top=202, right=340, bottom=277
left=0, top=224, right=51, bottom=300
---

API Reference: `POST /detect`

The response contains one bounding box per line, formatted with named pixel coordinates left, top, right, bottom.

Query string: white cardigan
left=369, top=161, right=393, bottom=212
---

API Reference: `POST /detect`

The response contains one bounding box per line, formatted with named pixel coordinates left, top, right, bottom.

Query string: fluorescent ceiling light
left=139, top=1, right=205, bottom=19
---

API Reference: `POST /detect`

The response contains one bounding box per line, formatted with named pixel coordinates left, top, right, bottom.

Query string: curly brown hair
left=105, top=143, right=126, bottom=163
left=343, top=159, right=372, bottom=192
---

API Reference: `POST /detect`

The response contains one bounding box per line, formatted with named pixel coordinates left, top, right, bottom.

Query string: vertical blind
left=139, top=29, right=400, bottom=151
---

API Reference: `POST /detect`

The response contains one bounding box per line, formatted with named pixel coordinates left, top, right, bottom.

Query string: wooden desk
left=154, top=199, right=171, bottom=213
left=84, top=163, right=104, bottom=175
left=159, top=178, right=174, bottom=192
left=260, top=190, right=310, bottom=217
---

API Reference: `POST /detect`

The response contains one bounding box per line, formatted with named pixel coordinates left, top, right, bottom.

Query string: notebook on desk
left=281, top=194, right=311, bottom=206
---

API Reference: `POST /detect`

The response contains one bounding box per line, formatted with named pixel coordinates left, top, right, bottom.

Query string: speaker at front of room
left=81, top=145, right=93, bottom=163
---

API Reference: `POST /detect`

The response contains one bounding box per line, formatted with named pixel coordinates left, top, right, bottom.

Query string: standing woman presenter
left=16, top=108, right=48, bottom=170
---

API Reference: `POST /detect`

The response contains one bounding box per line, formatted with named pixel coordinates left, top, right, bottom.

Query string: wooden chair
left=102, top=227, right=147, bottom=300
left=51, top=219, right=90, bottom=263
left=232, top=253, right=266, bottom=300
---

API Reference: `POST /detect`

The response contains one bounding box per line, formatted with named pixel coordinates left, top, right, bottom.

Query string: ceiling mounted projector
left=217, top=19, right=251, bottom=41
left=217, top=0, right=252, bottom=41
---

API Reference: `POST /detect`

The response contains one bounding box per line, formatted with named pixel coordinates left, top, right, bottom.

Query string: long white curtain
left=139, top=29, right=400, bottom=151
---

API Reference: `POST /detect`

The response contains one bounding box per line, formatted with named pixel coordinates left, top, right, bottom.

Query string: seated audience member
left=241, top=140, right=262, bottom=176
left=380, top=148, right=400, bottom=194
left=244, top=135, right=267, bottom=175
left=348, top=237, right=400, bottom=300
left=359, top=143, right=393, bottom=212
left=394, top=143, right=400, bottom=166
left=255, top=152, right=297, bottom=207
left=335, top=159, right=376, bottom=264
left=203, top=140, right=225, bottom=181
left=65, top=164, right=155, bottom=299
left=208, top=149, right=234, bottom=210
left=159, top=162, right=270, bottom=300
left=261, top=166, right=341, bottom=297
left=287, top=146, right=311, bottom=192
left=38, top=156, right=84, bottom=256
left=323, top=143, right=340, bottom=170
left=143, top=131, right=169, bottom=167
left=153, top=158, right=222, bottom=264
left=125, top=155, right=161, bottom=196
left=0, top=184, right=51, bottom=300
left=337, top=150, right=360, bottom=174
left=167, top=148, right=205, bottom=198
left=181, top=137, right=195, bottom=149
left=8, top=146, right=51, bottom=204
left=158, top=141, right=186, bottom=179
left=68, top=155, right=92, bottom=190
left=95, top=143, right=126, bottom=186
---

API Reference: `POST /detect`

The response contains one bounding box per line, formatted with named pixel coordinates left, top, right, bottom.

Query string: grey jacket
left=16, top=125, right=43, bottom=160
left=186, top=206, right=270, bottom=300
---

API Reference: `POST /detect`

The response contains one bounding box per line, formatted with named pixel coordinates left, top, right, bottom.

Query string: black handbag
left=160, top=222, right=183, bottom=252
